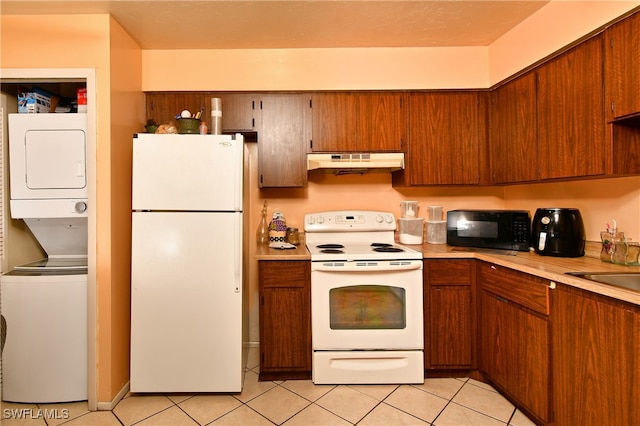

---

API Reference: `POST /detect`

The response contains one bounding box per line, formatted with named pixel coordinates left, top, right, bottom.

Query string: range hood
left=307, top=152, right=405, bottom=174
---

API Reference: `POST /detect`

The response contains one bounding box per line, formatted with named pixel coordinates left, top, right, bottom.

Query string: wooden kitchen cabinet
left=255, top=94, right=311, bottom=188
left=478, top=262, right=551, bottom=425
left=605, top=10, right=640, bottom=121
left=536, top=35, right=606, bottom=180
left=489, top=73, right=538, bottom=184
left=310, top=92, right=405, bottom=152
left=310, top=92, right=357, bottom=152
left=551, top=284, right=640, bottom=426
left=258, top=260, right=312, bottom=381
left=400, top=92, right=487, bottom=185
left=145, top=92, right=254, bottom=131
left=424, top=259, right=476, bottom=371
left=356, top=92, right=406, bottom=152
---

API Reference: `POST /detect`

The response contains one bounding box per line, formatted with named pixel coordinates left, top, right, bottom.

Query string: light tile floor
left=2, top=347, right=536, bottom=426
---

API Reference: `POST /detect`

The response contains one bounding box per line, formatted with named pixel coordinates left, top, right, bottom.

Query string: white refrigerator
left=130, top=133, right=247, bottom=393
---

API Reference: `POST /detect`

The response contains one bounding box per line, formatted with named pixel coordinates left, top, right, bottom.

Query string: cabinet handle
left=496, top=295, right=508, bottom=304
left=549, top=281, right=556, bottom=289
left=490, top=265, right=497, bottom=270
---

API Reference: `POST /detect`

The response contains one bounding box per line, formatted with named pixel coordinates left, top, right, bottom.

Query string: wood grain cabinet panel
left=356, top=92, right=406, bottom=152
left=478, top=262, right=551, bottom=425
left=536, top=35, right=606, bottom=180
left=424, top=259, right=476, bottom=370
left=255, top=94, right=311, bottom=188
left=405, top=92, right=485, bottom=185
left=605, top=10, right=640, bottom=121
left=551, top=285, right=640, bottom=426
left=489, top=73, right=538, bottom=184
left=258, top=260, right=311, bottom=381
left=310, top=92, right=405, bottom=152
left=310, top=93, right=357, bottom=152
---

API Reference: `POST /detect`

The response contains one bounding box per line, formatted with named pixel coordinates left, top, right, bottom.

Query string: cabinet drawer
left=427, top=259, right=474, bottom=286
left=478, top=262, right=550, bottom=315
left=259, top=261, right=309, bottom=288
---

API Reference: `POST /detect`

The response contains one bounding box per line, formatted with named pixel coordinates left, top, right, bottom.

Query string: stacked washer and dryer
left=1, top=113, right=88, bottom=403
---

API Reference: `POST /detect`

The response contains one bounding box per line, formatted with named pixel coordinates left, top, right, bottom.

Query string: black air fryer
left=531, top=208, right=586, bottom=257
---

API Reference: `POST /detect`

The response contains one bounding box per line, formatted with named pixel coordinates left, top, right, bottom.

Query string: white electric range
left=304, top=210, right=424, bottom=385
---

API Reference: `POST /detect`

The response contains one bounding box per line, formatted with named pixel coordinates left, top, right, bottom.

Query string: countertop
left=256, top=241, right=640, bottom=306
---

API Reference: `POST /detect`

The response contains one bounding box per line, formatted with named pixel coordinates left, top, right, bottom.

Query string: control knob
left=75, top=201, right=88, bottom=214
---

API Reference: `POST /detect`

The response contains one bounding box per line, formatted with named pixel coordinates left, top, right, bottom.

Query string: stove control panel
left=305, top=210, right=396, bottom=232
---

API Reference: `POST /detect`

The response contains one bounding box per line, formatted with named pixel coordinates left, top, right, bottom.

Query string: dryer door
left=9, top=113, right=87, bottom=200
left=25, top=128, right=86, bottom=190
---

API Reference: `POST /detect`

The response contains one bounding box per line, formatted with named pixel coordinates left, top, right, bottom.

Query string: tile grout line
left=431, top=380, right=515, bottom=426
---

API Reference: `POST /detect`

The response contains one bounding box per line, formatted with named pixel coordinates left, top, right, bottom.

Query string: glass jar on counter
left=286, top=227, right=300, bottom=245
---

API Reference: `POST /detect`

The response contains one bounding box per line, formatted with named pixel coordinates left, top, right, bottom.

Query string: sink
left=566, top=272, right=640, bottom=292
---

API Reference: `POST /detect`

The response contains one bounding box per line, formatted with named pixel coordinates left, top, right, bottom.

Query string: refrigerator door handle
left=232, top=138, right=243, bottom=211
left=234, top=213, right=242, bottom=293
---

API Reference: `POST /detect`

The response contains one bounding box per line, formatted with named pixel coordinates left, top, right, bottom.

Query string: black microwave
left=446, top=210, right=531, bottom=252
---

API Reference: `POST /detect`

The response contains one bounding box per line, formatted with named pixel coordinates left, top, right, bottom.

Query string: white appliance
left=1, top=271, right=87, bottom=403
left=1, top=112, right=88, bottom=403
left=130, top=133, right=247, bottom=393
left=305, top=211, right=424, bottom=385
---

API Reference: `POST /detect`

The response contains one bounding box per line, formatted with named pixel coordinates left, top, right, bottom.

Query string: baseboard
left=96, top=381, right=129, bottom=411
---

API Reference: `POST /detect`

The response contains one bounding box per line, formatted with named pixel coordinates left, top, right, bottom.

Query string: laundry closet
left=0, top=84, right=89, bottom=403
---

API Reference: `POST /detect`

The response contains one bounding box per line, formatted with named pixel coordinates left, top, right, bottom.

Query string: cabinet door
left=259, top=261, right=311, bottom=378
left=407, top=92, right=483, bottom=185
left=425, top=259, right=475, bottom=369
left=605, top=11, right=640, bottom=121
left=357, top=93, right=406, bottom=152
left=489, top=73, right=538, bottom=184
left=217, top=93, right=254, bottom=131
left=310, top=93, right=357, bottom=152
left=536, top=35, right=606, bottom=179
left=481, top=290, right=550, bottom=424
left=552, top=286, right=640, bottom=426
left=478, top=263, right=551, bottom=424
left=256, top=94, right=311, bottom=188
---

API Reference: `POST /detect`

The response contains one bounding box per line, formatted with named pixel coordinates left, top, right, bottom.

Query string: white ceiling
left=1, top=0, right=551, bottom=49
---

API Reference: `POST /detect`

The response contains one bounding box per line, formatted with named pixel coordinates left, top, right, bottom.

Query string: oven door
left=311, top=259, right=423, bottom=351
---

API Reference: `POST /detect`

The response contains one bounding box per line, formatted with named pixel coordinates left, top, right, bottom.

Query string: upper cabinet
left=356, top=93, right=406, bottom=152
left=310, top=93, right=357, bottom=152
left=255, top=94, right=311, bottom=188
left=489, top=73, right=538, bottom=184
left=535, top=35, right=607, bottom=180
left=310, top=92, right=406, bottom=152
left=400, top=92, right=487, bottom=186
left=605, top=11, right=640, bottom=121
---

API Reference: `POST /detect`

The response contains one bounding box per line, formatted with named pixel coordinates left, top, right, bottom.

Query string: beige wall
left=106, top=16, right=144, bottom=405
left=489, top=1, right=640, bottom=83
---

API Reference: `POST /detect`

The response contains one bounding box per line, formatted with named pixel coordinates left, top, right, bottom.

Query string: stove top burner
left=372, top=246, right=404, bottom=253
left=317, top=243, right=345, bottom=249
left=371, top=243, right=392, bottom=248
left=320, top=249, right=345, bottom=254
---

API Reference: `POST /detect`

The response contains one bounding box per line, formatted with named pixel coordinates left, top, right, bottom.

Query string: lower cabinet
left=424, top=259, right=476, bottom=371
left=551, top=284, right=640, bottom=426
left=258, top=260, right=311, bottom=381
left=478, top=262, right=551, bottom=425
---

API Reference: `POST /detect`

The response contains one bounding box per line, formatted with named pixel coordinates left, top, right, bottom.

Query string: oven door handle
left=312, top=260, right=423, bottom=272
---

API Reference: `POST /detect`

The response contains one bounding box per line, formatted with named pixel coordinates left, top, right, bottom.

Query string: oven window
left=329, top=285, right=406, bottom=329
